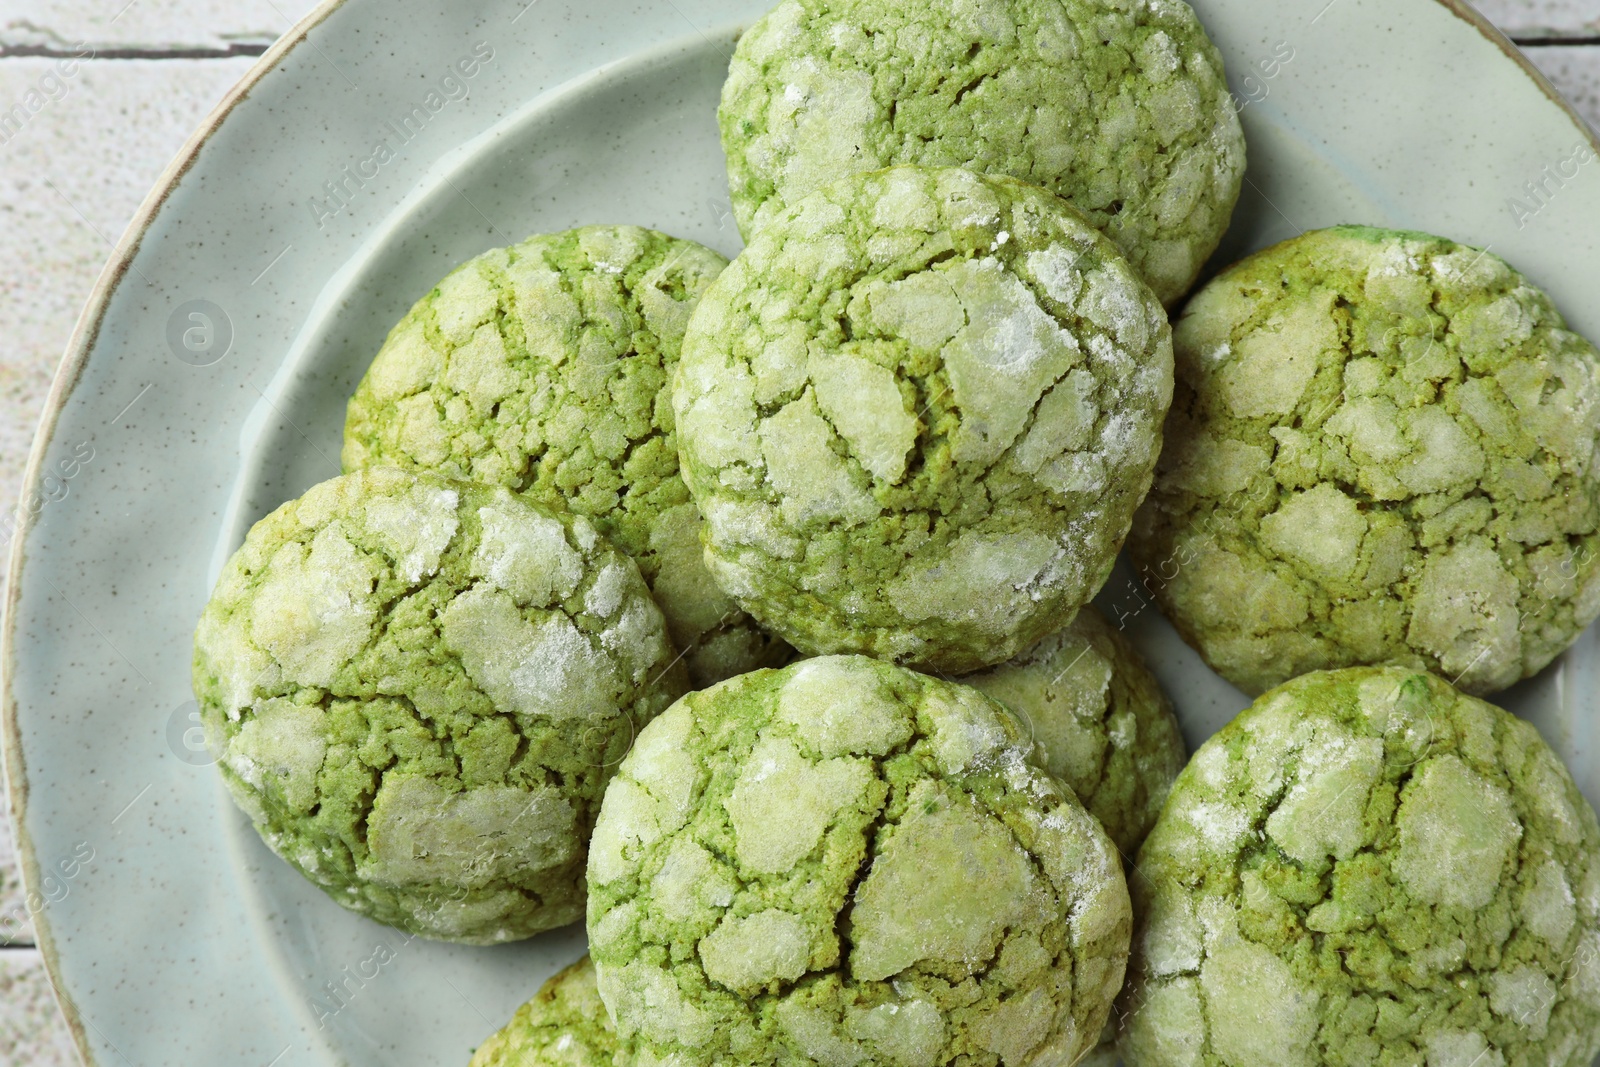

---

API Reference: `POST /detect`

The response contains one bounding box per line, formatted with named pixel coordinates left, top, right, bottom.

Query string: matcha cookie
left=718, top=0, right=1245, bottom=306
left=675, top=166, right=1174, bottom=673
left=1119, top=667, right=1600, bottom=1067
left=343, top=225, right=791, bottom=687
left=586, top=655, right=1133, bottom=1067
left=966, top=606, right=1184, bottom=1067
left=192, top=468, right=687, bottom=943
left=1132, top=226, right=1600, bottom=696
left=965, top=605, right=1186, bottom=860
left=469, top=956, right=617, bottom=1067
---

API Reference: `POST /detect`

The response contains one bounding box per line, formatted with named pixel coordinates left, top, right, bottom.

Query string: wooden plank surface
left=0, top=952, right=76, bottom=1067
left=1474, top=0, right=1600, bottom=38
left=0, top=1, right=1594, bottom=1063
left=0, top=0, right=322, bottom=53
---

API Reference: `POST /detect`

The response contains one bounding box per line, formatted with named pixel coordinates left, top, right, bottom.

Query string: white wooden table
left=0, top=0, right=1595, bottom=1062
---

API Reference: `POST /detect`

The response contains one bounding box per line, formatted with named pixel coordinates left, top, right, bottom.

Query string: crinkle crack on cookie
left=192, top=468, right=688, bottom=944
left=1119, top=667, right=1600, bottom=1067
left=1132, top=225, right=1600, bottom=696
left=586, top=654, right=1132, bottom=1067
left=718, top=0, right=1246, bottom=306
left=965, top=605, right=1186, bottom=859
left=343, top=225, right=791, bottom=688
left=966, top=606, right=1187, bottom=1067
left=675, top=166, right=1174, bottom=673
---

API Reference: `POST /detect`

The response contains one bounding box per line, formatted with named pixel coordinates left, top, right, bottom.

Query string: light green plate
left=5, top=0, right=1598, bottom=1064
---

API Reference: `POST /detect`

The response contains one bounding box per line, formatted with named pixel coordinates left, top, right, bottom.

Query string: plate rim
left=3, top=2, right=1595, bottom=1063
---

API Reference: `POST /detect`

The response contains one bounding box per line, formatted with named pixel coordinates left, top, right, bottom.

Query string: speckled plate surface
left=5, top=0, right=1600, bottom=1064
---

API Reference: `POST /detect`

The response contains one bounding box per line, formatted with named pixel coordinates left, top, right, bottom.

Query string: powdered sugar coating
left=965, top=604, right=1185, bottom=858
left=586, top=655, right=1131, bottom=1067
left=343, top=225, right=791, bottom=687
left=1132, top=226, right=1600, bottom=696
left=1119, top=667, right=1600, bottom=1067
left=675, top=167, right=1173, bottom=673
left=718, top=0, right=1245, bottom=306
left=192, top=468, right=687, bottom=944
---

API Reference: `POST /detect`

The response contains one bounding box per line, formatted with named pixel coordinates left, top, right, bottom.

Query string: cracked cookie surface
left=343, top=225, right=791, bottom=687
left=965, top=604, right=1185, bottom=859
left=717, top=0, right=1245, bottom=306
left=586, top=654, right=1132, bottom=1067
left=1131, top=226, right=1600, bottom=696
left=192, top=468, right=687, bottom=944
left=967, top=606, right=1186, bottom=1067
left=1119, top=667, right=1600, bottom=1067
left=469, top=956, right=618, bottom=1067
left=675, top=166, right=1173, bottom=673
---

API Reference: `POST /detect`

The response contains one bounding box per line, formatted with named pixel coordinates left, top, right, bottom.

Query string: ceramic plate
left=7, top=0, right=1600, bottom=1063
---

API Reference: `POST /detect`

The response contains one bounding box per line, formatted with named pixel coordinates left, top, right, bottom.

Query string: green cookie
left=1119, top=668, right=1600, bottom=1067
left=966, top=605, right=1184, bottom=1067
left=718, top=0, right=1245, bottom=306
left=469, top=956, right=617, bottom=1067
left=586, top=654, right=1132, bottom=1067
left=192, top=468, right=687, bottom=944
left=675, top=166, right=1173, bottom=673
left=343, top=225, right=792, bottom=688
left=1132, top=225, right=1600, bottom=696
left=965, top=604, right=1186, bottom=860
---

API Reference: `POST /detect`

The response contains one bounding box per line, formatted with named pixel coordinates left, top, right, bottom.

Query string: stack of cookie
left=189, top=0, right=1600, bottom=1064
